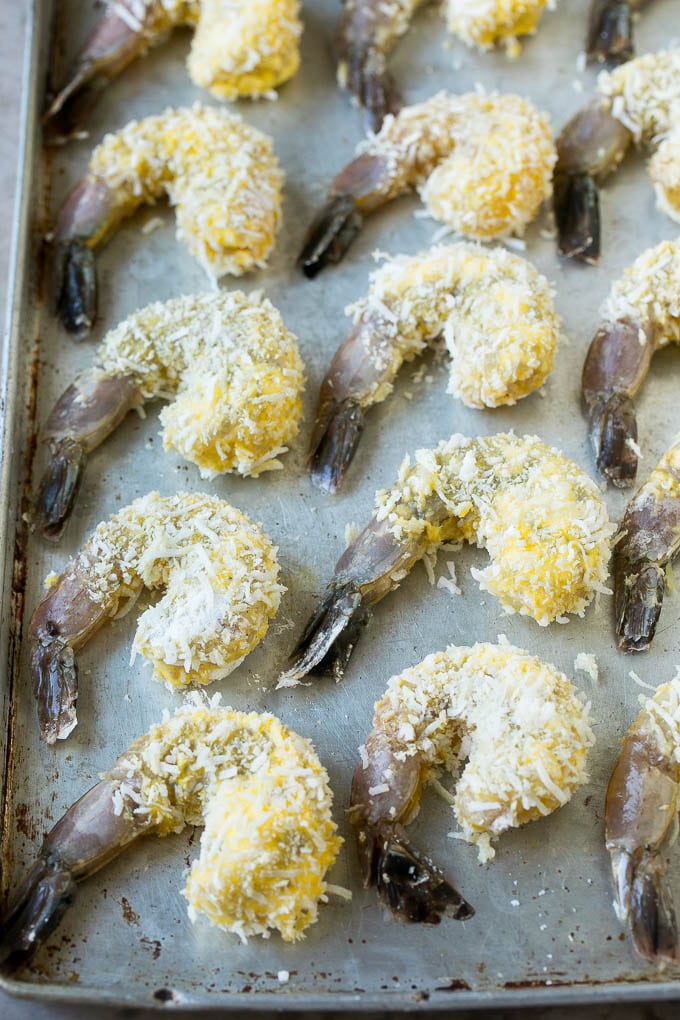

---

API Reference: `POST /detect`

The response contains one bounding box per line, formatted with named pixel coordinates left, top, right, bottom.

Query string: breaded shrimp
left=46, top=1, right=302, bottom=137
left=30, top=492, right=283, bottom=743
left=555, top=48, right=680, bottom=262
left=351, top=640, right=593, bottom=920
left=582, top=238, right=680, bottom=487
left=299, top=91, right=556, bottom=278
left=280, top=433, right=614, bottom=685
left=0, top=699, right=342, bottom=971
left=52, top=104, right=283, bottom=335
left=308, top=243, right=559, bottom=492
left=336, top=1, right=555, bottom=131
left=33, top=290, right=305, bottom=538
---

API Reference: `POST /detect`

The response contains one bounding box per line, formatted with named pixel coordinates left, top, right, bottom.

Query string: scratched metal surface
left=2, top=0, right=680, bottom=1010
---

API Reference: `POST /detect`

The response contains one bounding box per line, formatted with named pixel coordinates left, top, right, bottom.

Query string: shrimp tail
left=0, top=857, right=77, bottom=972
left=554, top=171, right=601, bottom=263
left=615, top=559, right=665, bottom=652
left=33, top=438, right=88, bottom=540
left=55, top=241, right=97, bottom=337
left=630, top=850, right=678, bottom=963
left=590, top=391, right=638, bottom=487
left=308, top=397, right=366, bottom=493
left=32, top=638, right=78, bottom=745
left=587, top=0, right=634, bottom=64
left=347, top=49, right=401, bottom=134
left=362, top=824, right=474, bottom=925
left=298, top=196, right=363, bottom=279
left=277, top=583, right=370, bottom=687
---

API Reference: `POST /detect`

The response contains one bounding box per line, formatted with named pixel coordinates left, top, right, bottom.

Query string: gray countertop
left=2, top=1, right=680, bottom=1018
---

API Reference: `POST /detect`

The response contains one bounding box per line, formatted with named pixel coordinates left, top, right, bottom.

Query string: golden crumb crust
left=89, top=104, right=282, bottom=276
left=109, top=699, right=342, bottom=942
left=373, top=639, right=594, bottom=860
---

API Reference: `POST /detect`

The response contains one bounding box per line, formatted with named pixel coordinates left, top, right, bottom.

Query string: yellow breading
left=445, top=0, right=551, bottom=54
left=597, top=48, right=680, bottom=146
left=107, top=1, right=301, bottom=99
left=602, top=238, right=680, bottom=345
left=375, top=433, right=614, bottom=624
left=110, top=699, right=342, bottom=942
left=96, top=290, right=305, bottom=478
left=347, top=243, right=558, bottom=408
left=359, top=92, right=555, bottom=239
left=187, top=0, right=301, bottom=99
left=68, top=492, right=284, bottom=687
left=650, top=129, right=680, bottom=223
left=88, top=104, right=282, bottom=277
left=371, top=640, right=594, bottom=862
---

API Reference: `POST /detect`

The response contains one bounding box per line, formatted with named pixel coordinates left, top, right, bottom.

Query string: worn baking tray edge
left=2, top=1, right=680, bottom=1011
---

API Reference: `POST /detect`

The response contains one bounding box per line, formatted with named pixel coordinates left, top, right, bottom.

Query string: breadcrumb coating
left=89, top=104, right=282, bottom=276
left=110, top=698, right=342, bottom=942
left=602, top=238, right=680, bottom=345
left=348, top=243, right=558, bottom=408
left=597, top=48, right=680, bottom=146
left=445, top=0, right=551, bottom=54
left=107, top=1, right=301, bottom=99
left=650, top=129, right=680, bottom=224
left=372, top=640, right=593, bottom=860
left=375, top=433, right=614, bottom=624
left=96, top=290, right=304, bottom=477
left=360, top=92, right=555, bottom=238
left=65, top=492, right=283, bottom=687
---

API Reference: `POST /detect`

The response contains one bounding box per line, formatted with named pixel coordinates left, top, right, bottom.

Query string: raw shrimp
left=586, top=1, right=656, bottom=65
left=336, top=1, right=554, bottom=132
left=554, top=48, right=680, bottom=262
left=351, top=641, right=593, bottom=920
left=605, top=673, right=680, bottom=963
left=51, top=104, right=282, bottom=335
left=0, top=698, right=342, bottom=971
left=308, top=243, right=559, bottom=493
left=45, top=1, right=302, bottom=138
left=29, top=492, right=283, bottom=744
left=279, top=433, right=614, bottom=686
left=582, top=238, right=680, bottom=487
left=33, top=290, right=305, bottom=539
left=613, top=438, right=680, bottom=653
left=298, top=91, right=556, bottom=278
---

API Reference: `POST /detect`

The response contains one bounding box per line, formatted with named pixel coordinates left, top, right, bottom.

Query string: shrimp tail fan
left=0, top=857, right=77, bottom=972
left=277, top=582, right=370, bottom=687
left=587, top=0, right=634, bottom=64
left=34, top=437, right=88, bottom=540
left=365, top=824, right=474, bottom=924
left=308, top=397, right=366, bottom=493
left=630, top=849, right=678, bottom=963
left=554, top=171, right=601, bottom=263
left=298, top=195, right=363, bottom=278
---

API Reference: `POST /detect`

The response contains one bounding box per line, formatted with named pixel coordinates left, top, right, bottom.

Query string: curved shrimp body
left=46, top=1, right=302, bottom=137
left=309, top=243, right=559, bottom=492
left=0, top=701, right=341, bottom=970
left=53, top=105, right=283, bottom=336
left=351, top=641, right=593, bottom=921
left=34, top=291, right=304, bottom=539
left=605, top=674, right=680, bottom=963
left=582, top=238, right=680, bottom=487
left=280, top=434, right=614, bottom=685
left=29, top=492, right=283, bottom=744
left=299, top=91, right=556, bottom=277
left=336, top=1, right=552, bottom=132
left=613, top=439, right=680, bottom=653
left=555, top=48, right=680, bottom=262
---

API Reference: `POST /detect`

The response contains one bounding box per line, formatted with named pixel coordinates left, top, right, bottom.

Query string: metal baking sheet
left=3, top=0, right=680, bottom=1009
